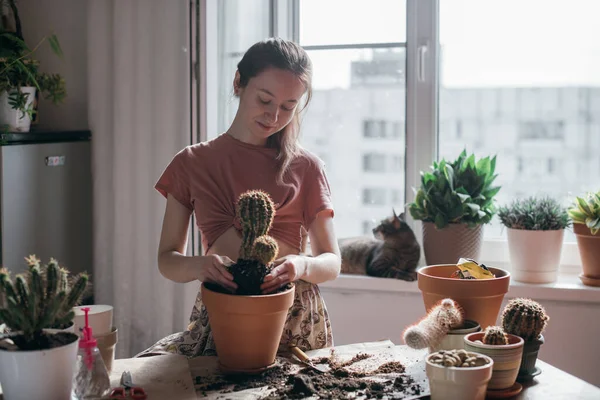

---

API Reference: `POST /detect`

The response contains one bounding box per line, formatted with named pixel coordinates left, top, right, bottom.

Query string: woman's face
left=236, top=67, right=306, bottom=142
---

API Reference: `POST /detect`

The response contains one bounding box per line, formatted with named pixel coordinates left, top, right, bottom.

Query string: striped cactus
left=501, top=298, right=549, bottom=342
left=0, top=255, right=88, bottom=346
left=237, top=190, right=278, bottom=263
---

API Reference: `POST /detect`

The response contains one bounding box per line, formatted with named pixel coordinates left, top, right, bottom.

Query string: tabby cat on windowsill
left=340, top=210, right=421, bottom=281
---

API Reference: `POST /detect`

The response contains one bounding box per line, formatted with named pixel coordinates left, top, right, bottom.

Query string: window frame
left=198, top=0, right=582, bottom=273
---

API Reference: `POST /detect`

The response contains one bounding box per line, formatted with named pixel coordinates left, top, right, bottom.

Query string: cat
left=339, top=210, right=421, bottom=281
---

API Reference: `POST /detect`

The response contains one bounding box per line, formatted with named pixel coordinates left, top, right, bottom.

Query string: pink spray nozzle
left=79, top=306, right=97, bottom=349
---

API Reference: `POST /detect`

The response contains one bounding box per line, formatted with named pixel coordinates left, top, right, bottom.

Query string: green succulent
left=408, top=150, right=501, bottom=229
left=567, top=190, right=600, bottom=235
left=498, top=196, right=570, bottom=231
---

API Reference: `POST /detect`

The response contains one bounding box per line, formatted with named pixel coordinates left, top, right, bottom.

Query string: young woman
left=138, top=38, right=341, bottom=358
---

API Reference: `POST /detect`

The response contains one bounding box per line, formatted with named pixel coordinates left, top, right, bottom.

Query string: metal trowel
left=289, top=345, right=331, bottom=374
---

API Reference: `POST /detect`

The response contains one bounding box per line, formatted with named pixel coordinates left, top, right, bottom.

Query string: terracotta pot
left=507, top=228, right=563, bottom=283
left=573, top=224, right=600, bottom=282
left=518, top=334, right=544, bottom=379
left=464, top=332, right=524, bottom=390
left=422, top=222, right=484, bottom=265
left=201, top=282, right=295, bottom=374
left=95, top=326, right=118, bottom=373
left=417, top=265, right=510, bottom=329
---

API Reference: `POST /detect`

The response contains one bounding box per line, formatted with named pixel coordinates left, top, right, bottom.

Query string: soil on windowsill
left=0, top=331, right=78, bottom=351
left=196, top=350, right=423, bottom=399
left=206, top=259, right=292, bottom=296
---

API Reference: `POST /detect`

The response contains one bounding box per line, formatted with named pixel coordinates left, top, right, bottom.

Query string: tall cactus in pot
left=227, top=190, right=280, bottom=295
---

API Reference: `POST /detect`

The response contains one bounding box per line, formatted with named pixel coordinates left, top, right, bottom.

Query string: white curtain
left=87, top=0, right=198, bottom=358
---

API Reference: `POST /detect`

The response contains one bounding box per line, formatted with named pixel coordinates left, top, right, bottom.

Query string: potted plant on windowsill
left=408, top=150, right=501, bottom=265
left=567, top=190, right=600, bottom=286
left=501, top=298, right=549, bottom=381
left=0, top=0, right=66, bottom=132
left=0, top=255, right=88, bottom=400
left=202, top=190, right=294, bottom=374
left=498, top=196, right=570, bottom=283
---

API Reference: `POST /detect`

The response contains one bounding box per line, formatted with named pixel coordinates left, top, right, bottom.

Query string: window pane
left=299, top=0, right=407, bottom=46
left=439, top=0, right=600, bottom=241
left=301, top=48, right=406, bottom=237
left=215, top=0, right=270, bottom=139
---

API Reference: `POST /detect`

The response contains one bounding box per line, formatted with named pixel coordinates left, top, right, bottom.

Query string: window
left=362, top=188, right=387, bottom=206
left=363, top=153, right=387, bottom=172
left=439, top=0, right=600, bottom=241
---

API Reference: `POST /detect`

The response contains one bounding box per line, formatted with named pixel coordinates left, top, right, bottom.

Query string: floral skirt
left=136, top=280, right=333, bottom=358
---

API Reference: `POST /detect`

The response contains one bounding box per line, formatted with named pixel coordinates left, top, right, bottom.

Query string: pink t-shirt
left=155, top=133, right=334, bottom=253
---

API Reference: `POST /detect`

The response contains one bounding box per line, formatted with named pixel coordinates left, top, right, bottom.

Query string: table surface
left=107, top=341, right=600, bottom=399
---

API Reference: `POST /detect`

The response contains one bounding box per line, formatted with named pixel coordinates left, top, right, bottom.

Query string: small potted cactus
left=202, top=190, right=295, bottom=374
left=567, top=190, right=600, bottom=285
left=498, top=196, right=570, bottom=283
left=426, top=349, right=494, bottom=400
left=0, top=255, right=88, bottom=400
left=501, top=298, right=549, bottom=380
left=464, top=325, right=524, bottom=390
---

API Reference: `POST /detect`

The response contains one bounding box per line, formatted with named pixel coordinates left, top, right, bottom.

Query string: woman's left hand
left=260, top=254, right=307, bottom=294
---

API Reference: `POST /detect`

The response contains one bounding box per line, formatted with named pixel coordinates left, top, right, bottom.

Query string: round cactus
left=501, top=298, right=549, bottom=342
left=251, top=235, right=279, bottom=265
left=482, top=326, right=509, bottom=345
left=236, top=190, right=276, bottom=260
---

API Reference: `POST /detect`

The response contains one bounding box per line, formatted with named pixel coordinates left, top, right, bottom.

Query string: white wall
left=17, top=0, right=88, bottom=131
left=321, top=276, right=600, bottom=387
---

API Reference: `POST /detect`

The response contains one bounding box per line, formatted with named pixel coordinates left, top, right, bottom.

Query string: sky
left=299, top=0, right=600, bottom=89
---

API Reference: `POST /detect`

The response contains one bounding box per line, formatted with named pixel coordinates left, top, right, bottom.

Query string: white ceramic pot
left=507, top=228, right=564, bottom=283
left=0, top=333, right=79, bottom=400
left=426, top=351, right=494, bottom=400
left=73, top=305, right=114, bottom=337
left=464, top=332, right=524, bottom=390
left=430, top=320, right=481, bottom=352
left=0, top=87, right=36, bottom=132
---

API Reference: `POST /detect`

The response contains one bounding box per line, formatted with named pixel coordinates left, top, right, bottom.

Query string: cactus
left=482, top=326, right=509, bottom=345
left=501, top=298, right=549, bottom=342
left=403, top=298, right=464, bottom=350
left=223, top=190, right=280, bottom=295
left=237, top=190, right=276, bottom=260
left=0, top=255, right=88, bottom=350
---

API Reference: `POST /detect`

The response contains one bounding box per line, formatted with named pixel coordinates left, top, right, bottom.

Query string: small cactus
left=403, top=298, right=464, bottom=350
left=0, top=255, right=88, bottom=349
left=501, top=298, right=549, bottom=342
left=237, top=190, right=277, bottom=261
left=482, top=325, right=509, bottom=345
left=251, top=235, right=279, bottom=265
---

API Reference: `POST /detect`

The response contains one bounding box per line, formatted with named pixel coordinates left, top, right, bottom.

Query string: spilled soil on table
left=195, top=350, right=423, bottom=399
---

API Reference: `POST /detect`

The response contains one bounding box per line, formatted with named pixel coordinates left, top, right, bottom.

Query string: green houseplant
left=201, top=190, right=294, bottom=374
left=498, top=197, right=570, bottom=283
left=0, top=0, right=66, bottom=132
left=567, top=190, right=600, bottom=285
left=0, top=255, right=88, bottom=400
left=501, top=298, right=549, bottom=380
left=408, top=150, right=501, bottom=265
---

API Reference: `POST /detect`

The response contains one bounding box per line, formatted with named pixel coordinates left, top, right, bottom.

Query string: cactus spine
left=236, top=190, right=278, bottom=263
left=0, top=255, right=88, bottom=347
left=403, top=298, right=464, bottom=350
left=482, top=326, right=509, bottom=345
left=501, top=298, right=549, bottom=342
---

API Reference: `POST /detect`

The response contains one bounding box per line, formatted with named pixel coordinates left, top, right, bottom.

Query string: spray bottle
left=72, top=307, right=111, bottom=399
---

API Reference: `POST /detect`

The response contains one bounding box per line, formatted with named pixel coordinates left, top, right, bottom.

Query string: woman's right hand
left=198, top=254, right=238, bottom=292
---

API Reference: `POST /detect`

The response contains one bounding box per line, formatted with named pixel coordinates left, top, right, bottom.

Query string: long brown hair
left=236, top=38, right=313, bottom=184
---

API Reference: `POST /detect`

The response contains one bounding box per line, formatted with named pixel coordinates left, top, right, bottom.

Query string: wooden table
left=104, top=341, right=600, bottom=400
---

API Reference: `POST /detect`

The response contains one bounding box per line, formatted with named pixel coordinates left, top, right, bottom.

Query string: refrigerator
left=0, top=130, right=92, bottom=277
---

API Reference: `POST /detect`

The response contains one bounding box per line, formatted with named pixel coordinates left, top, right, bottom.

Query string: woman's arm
left=261, top=211, right=341, bottom=293
left=157, top=194, right=237, bottom=291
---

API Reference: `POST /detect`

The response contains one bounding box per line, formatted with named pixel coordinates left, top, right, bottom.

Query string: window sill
left=320, top=271, right=600, bottom=304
